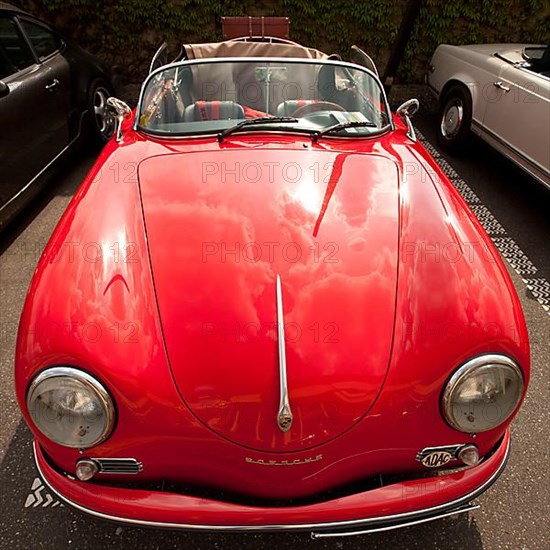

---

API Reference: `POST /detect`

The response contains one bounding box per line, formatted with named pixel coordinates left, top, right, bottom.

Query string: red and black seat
left=184, top=101, right=245, bottom=122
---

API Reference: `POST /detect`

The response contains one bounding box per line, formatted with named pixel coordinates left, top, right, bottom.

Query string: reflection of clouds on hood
left=332, top=160, right=373, bottom=229
left=331, top=154, right=397, bottom=230
left=150, top=197, right=271, bottom=327
left=287, top=269, right=395, bottom=372
left=29, top=171, right=159, bottom=389
left=138, top=149, right=399, bottom=451
left=397, top=156, right=515, bottom=365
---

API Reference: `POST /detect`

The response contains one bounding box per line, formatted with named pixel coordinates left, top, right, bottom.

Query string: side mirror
left=106, top=97, right=132, bottom=143
left=396, top=98, right=419, bottom=119
left=396, top=98, right=420, bottom=142
left=0, top=81, right=10, bottom=99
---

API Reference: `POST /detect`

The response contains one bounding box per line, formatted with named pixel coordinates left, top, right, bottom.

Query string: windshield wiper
left=312, top=120, right=377, bottom=142
left=218, top=117, right=298, bottom=142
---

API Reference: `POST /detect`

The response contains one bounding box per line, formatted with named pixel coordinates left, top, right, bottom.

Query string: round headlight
left=26, top=367, right=115, bottom=448
left=442, top=355, right=524, bottom=433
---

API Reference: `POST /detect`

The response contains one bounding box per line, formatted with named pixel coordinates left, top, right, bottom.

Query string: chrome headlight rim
left=26, top=366, right=115, bottom=449
left=442, top=354, right=524, bottom=433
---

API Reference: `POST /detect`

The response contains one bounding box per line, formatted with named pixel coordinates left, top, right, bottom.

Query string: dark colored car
left=0, top=2, right=114, bottom=230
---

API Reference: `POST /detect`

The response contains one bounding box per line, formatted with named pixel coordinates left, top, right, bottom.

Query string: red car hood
left=138, top=147, right=399, bottom=452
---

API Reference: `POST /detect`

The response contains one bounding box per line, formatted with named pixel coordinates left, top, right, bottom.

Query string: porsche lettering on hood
left=138, top=148, right=399, bottom=452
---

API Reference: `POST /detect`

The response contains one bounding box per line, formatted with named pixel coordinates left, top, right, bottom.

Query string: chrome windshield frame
left=133, top=56, right=395, bottom=135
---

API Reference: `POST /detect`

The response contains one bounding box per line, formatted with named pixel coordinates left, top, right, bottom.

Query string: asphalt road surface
left=0, top=119, right=548, bottom=549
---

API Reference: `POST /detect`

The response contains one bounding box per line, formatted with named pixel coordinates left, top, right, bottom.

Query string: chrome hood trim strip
left=276, top=274, right=293, bottom=432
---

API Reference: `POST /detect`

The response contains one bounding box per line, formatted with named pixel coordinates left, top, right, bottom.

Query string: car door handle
left=493, top=81, right=511, bottom=93
left=45, top=79, right=60, bottom=92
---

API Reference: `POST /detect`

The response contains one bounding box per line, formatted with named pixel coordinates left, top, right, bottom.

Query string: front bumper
left=34, top=430, right=510, bottom=537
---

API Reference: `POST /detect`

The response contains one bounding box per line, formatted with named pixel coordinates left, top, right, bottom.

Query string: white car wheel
left=437, top=85, right=472, bottom=152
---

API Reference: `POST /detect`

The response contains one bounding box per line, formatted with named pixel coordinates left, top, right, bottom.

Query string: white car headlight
left=442, top=355, right=524, bottom=433
left=26, top=367, right=115, bottom=448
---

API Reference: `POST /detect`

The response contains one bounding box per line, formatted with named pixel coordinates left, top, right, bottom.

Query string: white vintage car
left=427, top=43, right=550, bottom=189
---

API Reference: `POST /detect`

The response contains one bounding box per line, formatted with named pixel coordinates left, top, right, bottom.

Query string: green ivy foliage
left=12, top=0, right=550, bottom=83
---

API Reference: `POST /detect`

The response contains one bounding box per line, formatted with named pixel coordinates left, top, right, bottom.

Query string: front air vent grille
left=93, top=458, right=143, bottom=474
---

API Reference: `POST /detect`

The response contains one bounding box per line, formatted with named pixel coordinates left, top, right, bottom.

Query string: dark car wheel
left=88, top=79, right=115, bottom=145
left=436, top=84, right=472, bottom=152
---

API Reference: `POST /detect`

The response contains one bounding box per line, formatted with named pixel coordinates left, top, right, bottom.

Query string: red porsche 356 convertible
left=15, top=37, right=529, bottom=537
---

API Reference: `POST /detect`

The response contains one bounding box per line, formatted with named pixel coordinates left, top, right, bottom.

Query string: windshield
left=138, top=58, right=390, bottom=137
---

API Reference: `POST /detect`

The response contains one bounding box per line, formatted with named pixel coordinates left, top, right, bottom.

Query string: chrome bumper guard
left=311, top=503, right=479, bottom=538
left=33, top=435, right=509, bottom=535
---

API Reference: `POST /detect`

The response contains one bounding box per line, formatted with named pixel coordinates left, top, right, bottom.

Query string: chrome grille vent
left=93, top=458, right=143, bottom=474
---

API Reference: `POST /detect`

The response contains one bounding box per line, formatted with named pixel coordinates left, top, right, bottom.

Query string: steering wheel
left=292, top=101, right=346, bottom=117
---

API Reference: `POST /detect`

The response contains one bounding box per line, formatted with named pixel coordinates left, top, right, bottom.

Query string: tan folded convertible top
left=184, top=40, right=328, bottom=60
